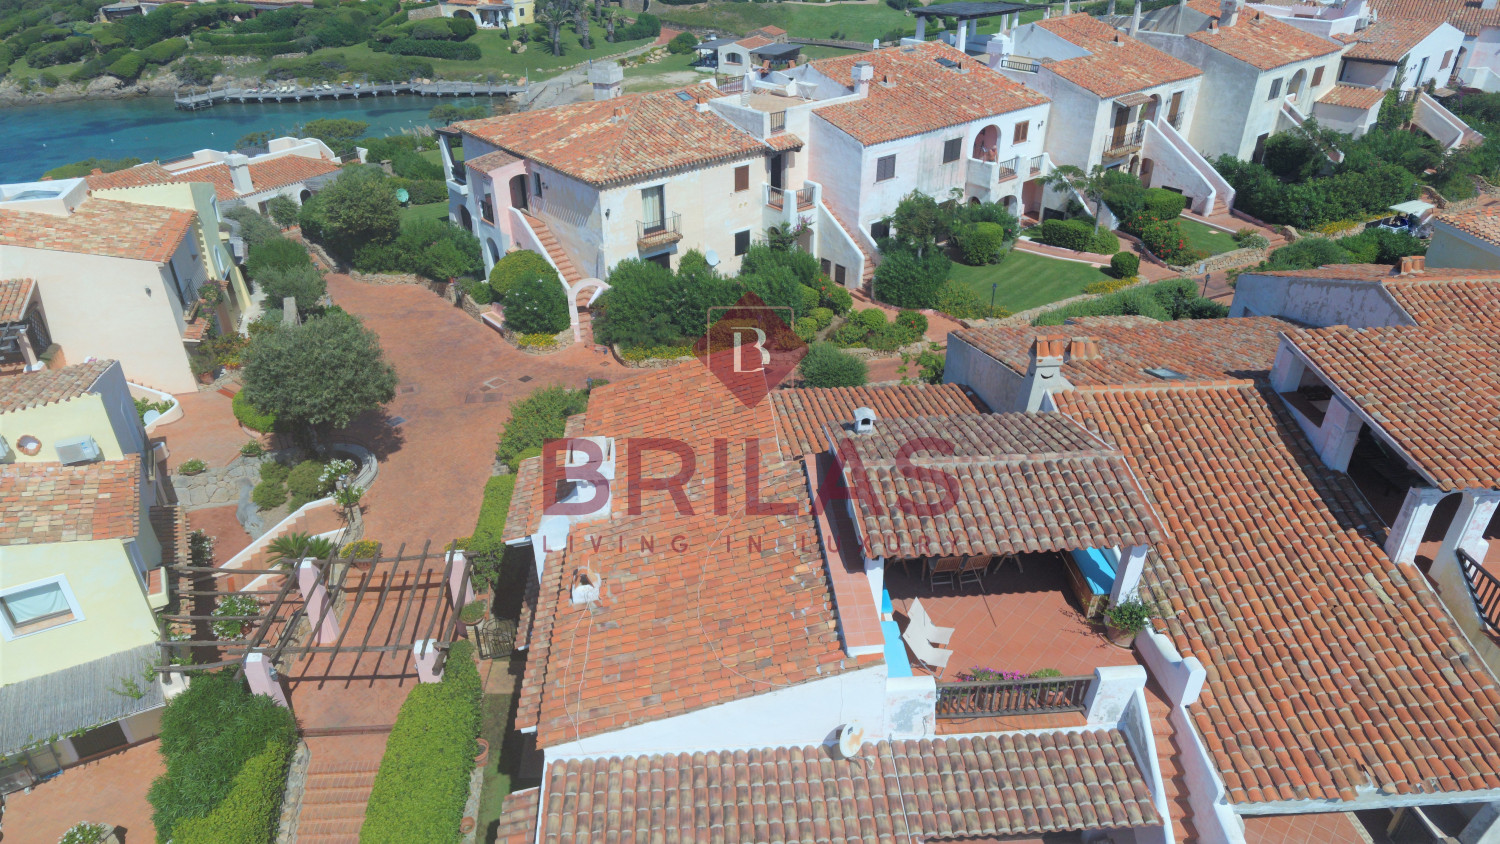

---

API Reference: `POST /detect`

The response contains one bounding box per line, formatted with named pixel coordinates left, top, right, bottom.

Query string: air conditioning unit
left=0, top=435, right=12, bottom=463
left=54, top=435, right=103, bottom=465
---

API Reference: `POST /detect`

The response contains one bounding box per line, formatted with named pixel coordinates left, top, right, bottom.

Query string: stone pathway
left=169, top=456, right=261, bottom=511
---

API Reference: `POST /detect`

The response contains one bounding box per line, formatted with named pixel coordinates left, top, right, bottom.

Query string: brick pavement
left=0, top=740, right=163, bottom=844
left=157, top=389, right=262, bottom=472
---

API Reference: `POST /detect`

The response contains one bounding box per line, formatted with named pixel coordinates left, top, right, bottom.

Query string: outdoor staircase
left=1147, top=685, right=1199, bottom=843
left=296, top=758, right=380, bottom=843
left=824, top=204, right=877, bottom=293
left=574, top=286, right=596, bottom=346
left=517, top=210, right=583, bottom=285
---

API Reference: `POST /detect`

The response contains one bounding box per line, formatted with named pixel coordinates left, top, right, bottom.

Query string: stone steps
left=1147, top=692, right=1198, bottom=843
left=519, top=211, right=584, bottom=286
left=295, top=763, right=379, bottom=841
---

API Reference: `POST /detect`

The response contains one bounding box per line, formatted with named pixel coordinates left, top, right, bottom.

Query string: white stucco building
left=1338, top=18, right=1466, bottom=90
left=1370, top=0, right=1500, bottom=91
left=1427, top=204, right=1500, bottom=269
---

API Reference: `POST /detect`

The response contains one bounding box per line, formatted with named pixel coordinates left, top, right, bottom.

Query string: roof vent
left=852, top=407, right=877, bottom=434
left=1145, top=367, right=1188, bottom=381
left=54, top=435, right=103, bottom=465
left=0, top=436, right=12, bottom=464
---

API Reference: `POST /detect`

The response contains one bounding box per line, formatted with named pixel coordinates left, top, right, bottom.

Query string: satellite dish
left=143, top=409, right=162, bottom=426
left=704, top=248, right=720, bottom=267
left=395, top=188, right=410, bottom=204
left=837, top=721, right=865, bottom=759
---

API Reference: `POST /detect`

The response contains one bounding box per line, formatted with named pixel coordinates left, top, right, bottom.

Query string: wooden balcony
left=636, top=213, right=682, bottom=251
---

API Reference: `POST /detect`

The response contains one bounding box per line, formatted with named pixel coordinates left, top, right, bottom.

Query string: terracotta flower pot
left=475, top=737, right=490, bottom=767
left=1104, top=622, right=1138, bottom=649
left=460, top=817, right=476, bottom=834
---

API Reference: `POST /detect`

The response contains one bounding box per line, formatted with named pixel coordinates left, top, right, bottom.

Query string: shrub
left=460, top=279, right=493, bottom=305
left=246, top=236, right=311, bottom=280
left=176, top=55, right=222, bottom=85
left=957, top=221, right=1006, bottom=265
left=178, top=458, right=207, bottom=475
left=361, top=641, right=482, bottom=844
left=666, top=31, right=698, bottom=53
left=141, top=37, right=188, bottom=64
left=810, top=307, right=835, bottom=329
left=1110, top=251, right=1140, bottom=279
left=1089, top=229, right=1120, bottom=255
left=106, top=51, right=145, bottom=81
left=342, top=539, right=382, bottom=558
left=794, top=316, right=818, bottom=342
left=59, top=823, right=111, bottom=844
left=832, top=320, right=870, bottom=347
left=618, top=344, right=693, bottom=361
left=224, top=207, right=282, bottom=249
left=173, top=739, right=291, bottom=844
left=240, top=440, right=266, bottom=457
left=495, top=385, right=589, bottom=469
left=1234, top=232, right=1271, bottom=250
left=797, top=285, right=820, bottom=316
left=896, top=310, right=928, bottom=338
left=252, top=480, right=287, bottom=511
left=233, top=389, right=277, bottom=432
left=257, top=264, right=326, bottom=314
left=818, top=282, right=854, bottom=315
left=266, top=195, right=300, bottom=229
left=517, top=333, right=558, bottom=349
left=504, top=274, right=570, bottom=335
left=1106, top=597, right=1156, bottom=632
left=488, top=249, right=558, bottom=303
left=872, top=248, right=951, bottom=309
left=1257, top=237, right=1353, bottom=272
left=466, top=474, right=515, bottom=586
left=866, top=321, right=912, bottom=351
left=1034, top=218, right=1095, bottom=252
left=799, top=342, right=868, bottom=387
left=391, top=149, right=444, bottom=181
left=286, top=460, right=327, bottom=509
left=1034, top=277, right=1227, bottom=325
left=855, top=308, right=887, bottom=329
left=148, top=672, right=298, bottom=840
left=376, top=37, right=481, bottom=59
left=260, top=460, right=291, bottom=485
left=1083, top=275, right=1138, bottom=295
left=1142, top=188, right=1187, bottom=220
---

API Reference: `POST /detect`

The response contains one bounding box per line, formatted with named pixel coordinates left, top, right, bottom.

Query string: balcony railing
left=935, top=674, right=1093, bottom=718
left=1103, top=123, right=1146, bottom=154
left=1028, top=154, right=1046, bottom=175
left=1001, top=57, right=1040, bottom=73
left=769, top=110, right=787, bottom=133
left=637, top=212, right=682, bottom=249
left=1459, top=547, right=1500, bottom=634
left=1166, top=111, right=1184, bottom=130
left=997, top=155, right=1019, bottom=180
left=766, top=185, right=814, bottom=211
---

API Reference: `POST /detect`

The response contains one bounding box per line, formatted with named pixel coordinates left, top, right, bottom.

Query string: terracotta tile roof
left=0, top=460, right=140, bottom=546
left=1345, top=18, right=1446, bottom=61
left=168, top=162, right=239, bottom=201
left=1249, top=264, right=1500, bottom=325
left=1056, top=381, right=1500, bottom=803
left=0, top=278, right=36, bottom=323
left=765, top=132, right=805, bottom=151
left=0, top=197, right=195, bottom=264
left=1289, top=324, right=1500, bottom=490
left=1253, top=264, right=1500, bottom=281
left=1372, top=0, right=1500, bottom=36
left=1036, top=14, right=1202, bottom=98
left=495, top=787, right=541, bottom=844
left=465, top=149, right=520, bottom=173
left=770, top=383, right=982, bottom=456
left=515, top=363, right=853, bottom=747
left=0, top=360, right=114, bottom=413
left=1318, top=83, right=1386, bottom=109
left=836, top=413, right=1162, bottom=559
left=1437, top=203, right=1500, bottom=246
left=538, top=731, right=1161, bottom=840
left=1185, top=0, right=1342, bottom=69
left=501, top=454, right=544, bottom=543
left=736, top=34, right=773, bottom=49
left=756, top=25, right=787, bottom=35
left=954, top=316, right=1292, bottom=387
left=457, top=84, right=771, bottom=187
left=84, top=163, right=177, bottom=191
left=244, top=154, right=341, bottom=194
left=811, top=42, right=1049, bottom=146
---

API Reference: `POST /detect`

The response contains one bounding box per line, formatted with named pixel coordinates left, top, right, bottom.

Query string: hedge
left=488, top=249, right=558, bottom=304
left=173, top=740, right=292, bottom=844
left=1033, top=277, right=1228, bottom=325
left=956, top=221, right=1006, bottom=265
left=141, top=36, right=188, bottom=64
left=233, top=389, right=277, bottom=432
left=495, top=385, right=587, bottom=469
left=375, top=37, right=480, bottom=59
left=800, top=342, right=867, bottom=387
left=361, top=640, right=482, bottom=844
left=465, top=474, right=515, bottom=588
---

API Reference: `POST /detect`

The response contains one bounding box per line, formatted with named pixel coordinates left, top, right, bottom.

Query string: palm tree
left=266, top=532, right=336, bottom=570
left=1040, top=164, right=1111, bottom=234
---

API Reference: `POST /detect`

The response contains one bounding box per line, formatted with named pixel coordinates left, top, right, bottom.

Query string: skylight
left=1146, top=367, right=1188, bottom=380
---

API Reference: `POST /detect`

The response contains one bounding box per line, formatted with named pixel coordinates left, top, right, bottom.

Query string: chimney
left=1220, top=0, right=1241, bottom=26
left=1022, top=335, right=1071, bottom=412
left=852, top=407, right=877, bottom=434
left=611, top=105, right=627, bottom=123
left=1398, top=255, right=1427, bottom=274
left=225, top=154, right=254, bottom=196
left=852, top=60, right=875, bottom=96
left=1108, top=0, right=1116, bottom=14
left=1485, top=0, right=1498, bottom=10
left=1064, top=0, right=1072, bottom=13
left=589, top=60, right=624, bottom=101
left=1208, top=17, right=1218, bottom=32
left=1067, top=337, right=1101, bottom=362
left=1130, top=0, right=1142, bottom=35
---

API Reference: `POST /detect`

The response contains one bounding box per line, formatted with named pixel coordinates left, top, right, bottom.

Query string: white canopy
left=1389, top=200, right=1434, bottom=216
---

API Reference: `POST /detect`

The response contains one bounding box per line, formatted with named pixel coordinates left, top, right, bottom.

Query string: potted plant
left=266, top=532, right=336, bottom=570
left=459, top=599, right=488, bottom=626
left=177, top=458, right=208, bottom=476
left=58, top=822, right=119, bottom=844
left=475, top=737, right=490, bottom=767
left=212, top=594, right=262, bottom=640
left=340, top=538, right=382, bottom=571
left=1104, top=598, right=1156, bottom=648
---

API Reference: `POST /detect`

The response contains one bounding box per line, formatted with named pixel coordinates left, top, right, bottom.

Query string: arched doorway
left=509, top=174, right=529, bottom=211
left=1001, top=195, right=1016, bottom=214
left=972, top=125, right=999, bottom=162
left=452, top=9, right=474, bottom=19
left=1144, top=94, right=1161, bottom=124
left=1418, top=492, right=1466, bottom=574
left=1127, top=155, right=1140, bottom=177
left=1288, top=68, right=1307, bottom=102
left=968, top=197, right=981, bottom=206
left=487, top=238, right=501, bottom=262
left=299, top=189, right=312, bottom=203
left=460, top=206, right=473, bottom=231
left=1139, top=158, right=1155, bottom=187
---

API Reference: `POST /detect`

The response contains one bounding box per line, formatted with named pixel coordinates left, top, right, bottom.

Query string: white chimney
left=1108, top=0, right=1117, bottom=15
left=1022, top=336, right=1071, bottom=412
left=226, top=153, right=254, bottom=195
left=852, top=407, right=877, bottom=434
left=1130, top=0, right=1142, bottom=34
left=588, top=61, right=624, bottom=101
left=1220, top=0, right=1242, bottom=26
left=851, top=61, right=874, bottom=96
left=1484, top=0, right=1497, bottom=10
left=1064, top=0, right=1072, bottom=12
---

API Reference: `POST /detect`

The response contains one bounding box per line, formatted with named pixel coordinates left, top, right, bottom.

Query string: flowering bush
left=620, top=344, right=693, bottom=362
left=1124, top=211, right=1203, bottom=266
left=320, top=459, right=356, bottom=494
left=58, top=822, right=111, bottom=844
left=517, top=333, right=558, bottom=349
left=212, top=594, right=261, bottom=640
left=1084, top=275, right=1139, bottom=295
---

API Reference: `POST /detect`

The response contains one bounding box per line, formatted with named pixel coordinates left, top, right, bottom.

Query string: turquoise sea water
left=0, top=95, right=492, bottom=183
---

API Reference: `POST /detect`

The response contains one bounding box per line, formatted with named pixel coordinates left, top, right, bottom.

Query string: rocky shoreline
left=0, top=72, right=183, bottom=107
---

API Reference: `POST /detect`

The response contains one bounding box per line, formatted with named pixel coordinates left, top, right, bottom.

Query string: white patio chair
left=907, top=598, right=954, bottom=647
left=902, top=624, right=952, bottom=679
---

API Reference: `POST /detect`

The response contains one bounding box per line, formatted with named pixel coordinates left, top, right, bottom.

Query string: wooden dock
left=174, top=81, right=525, bottom=110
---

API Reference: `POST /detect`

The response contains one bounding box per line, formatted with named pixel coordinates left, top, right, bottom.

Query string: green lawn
left=1177, top=218, right=1240, bottom=256
left=621, top=50, right=710, bottom=92
left=656, top=1, right=1045, bottom=43
left=949, top=248, right=1115, bottom=313
left=399, top=201, right=449, bottom=230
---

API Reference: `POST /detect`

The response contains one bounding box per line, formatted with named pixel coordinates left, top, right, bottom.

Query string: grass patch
left=621, top=51, right=708, bottom=92
left=655, top=4, right=912, bottom=41
left=948, top=248, right=1116, bottom=314
left=1176, top=218, right=1240, bottom=256
left=398, top=201, right=449, bottom=230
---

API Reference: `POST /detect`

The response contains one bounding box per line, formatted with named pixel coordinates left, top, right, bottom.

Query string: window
left=1, top=579, right=79, bottom=637
left=734, top=165, right=750, bottom=192
left=871, top=220, right=890, bottom=241
left=820, top=258, right=832, bottom=276
left=1012, top=121, right=1029, bottom=144
left=1268, top=77, right=1282, bottom=99
left=875, top=154, right=896, bottom=182
left=1312, top=65, right=1325, bottom=86
left=1252, top=132, right=1269, bottom=163
left=646, top=252, right=672, bottom=269
left=943, top=137, right=962, bottom=163
left=532, top=172, right=543, bottom=197
left=641, top=185, right=665, bottom=231
left=734, top=230, right=751, bottom=256
left=834, top=264, right=847, bottom=284
left=1441, top=50, right=1453, bottom=69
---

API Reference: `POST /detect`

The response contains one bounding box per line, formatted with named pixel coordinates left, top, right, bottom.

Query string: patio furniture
left=902, top=623, right=952, bottom=678
left=928, top=556, right=964, bottom=588
left=958, top=555, right=989, bottom=589
left=882, top=620, right=912, bottom=678
left=1063, top=548, right=1116, bottom=619
left=907, top=598, right=954, bottom=646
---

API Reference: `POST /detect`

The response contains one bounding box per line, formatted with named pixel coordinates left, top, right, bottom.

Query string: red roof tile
left=0, top=198, right=195, bottom=264
left=168, top=162, right=238, bottom=201
left=1373, top=0, right=1500, bottom=37
left=736, top=34, right=773, bottom=49
left=538, top=731, right=1162, bottom=840
left=495, top=787, right=540, bottom=844
left=954, top=316, right=1293, bottom=387
left=1037, top=14, right=1203, bottom=98
left=1185, top=0, right=1342, bottom=69
left=811, top=42, right=1049, bottom=146
left=0, top=460, right=140, bottom=546
left=1056, top=382, right=1500, bottom=803
left=765, top=132, right=805, bottom=151
left=1437, top=203, right=1500, bottom=247
left=1345, top=18, right=1447, bottom=61
left=836, top=413, right=1161, bottom=559
left=0, top=278, right=36, bottom=323
left=1289, top=324, right=1500, bottom=490
left=0, top=360, right=114, bottom=414
left=770, top=383, right=982, bottom=456
left=83, top=163, right=177, bottom=191
left=1249, top=265, right=1500, bottom=326
left=502, top=454, right=545, bottom=544
left=244, top=154, right=342, bottom=194
left=465, top=149, right=521, bottom=173
left=1317, top=83, right=1386, bottom=110
left=515, top=363, right=853, bottom=747
left=457, top=84, right=771, bottom=187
